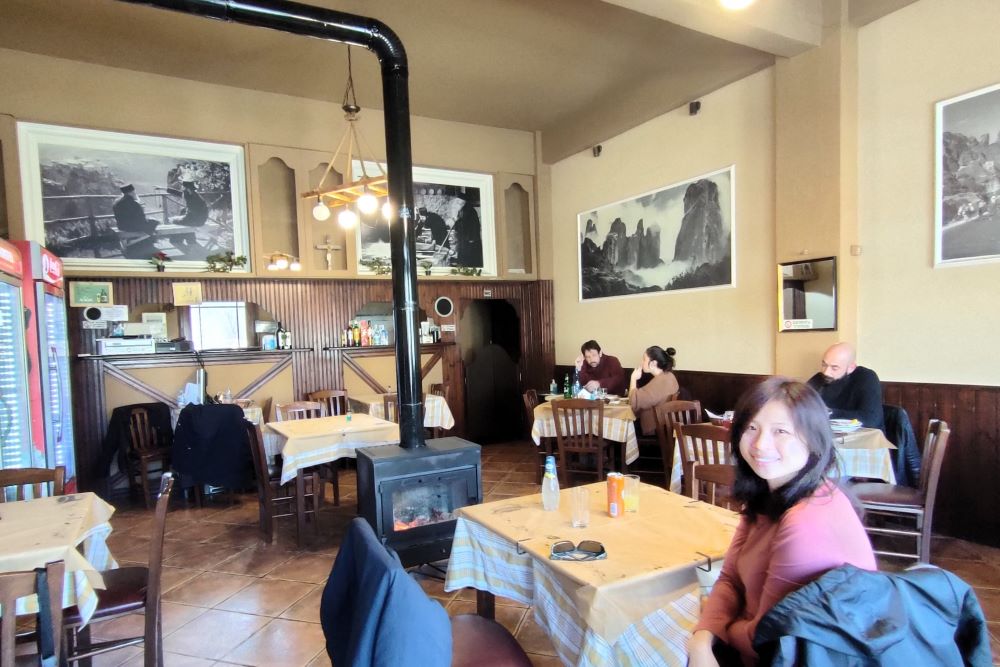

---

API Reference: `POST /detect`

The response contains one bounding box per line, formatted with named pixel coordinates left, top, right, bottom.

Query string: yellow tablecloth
left=531, top=401, right=639, bottom=465
left=349, top=393, right=456, bottom=430
left=445, top=483, right=738, bottom=666
left=668, top=426, right=897, bottom=492
left=265, top=413, right=400, bottom=483
left=0, top=493, right=117, bottom=625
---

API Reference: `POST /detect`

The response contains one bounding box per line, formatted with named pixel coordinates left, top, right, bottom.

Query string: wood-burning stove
left=357, top=437, right=481, bottom=567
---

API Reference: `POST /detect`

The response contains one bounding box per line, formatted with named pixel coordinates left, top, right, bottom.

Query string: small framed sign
left=69, top=281, right=113, bottom=307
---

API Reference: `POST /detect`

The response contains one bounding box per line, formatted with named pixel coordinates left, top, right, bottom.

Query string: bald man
left=806, top=343, right=884, bottom=430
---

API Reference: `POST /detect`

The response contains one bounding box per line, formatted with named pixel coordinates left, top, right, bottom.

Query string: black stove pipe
left=119, top=0, right=426, bottom=449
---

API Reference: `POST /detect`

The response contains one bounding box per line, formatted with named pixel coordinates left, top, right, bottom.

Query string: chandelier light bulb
left=381, top=201, right=393, bottom=220
left=312, top=200, right=331, bottom=221
left=357, top=191, right=379, bottom=215
left=719, top=0, right=754, bottom=9
left=338, top=208, right=359, bottom=228
left=290, top=258, right=302, bottom=271
left=267, top=260, right=278, bottom=271
left=274, top=255, right=289, bottom=270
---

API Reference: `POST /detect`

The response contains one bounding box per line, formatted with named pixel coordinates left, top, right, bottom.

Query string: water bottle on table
left=542, top=455, right=560, bottom=510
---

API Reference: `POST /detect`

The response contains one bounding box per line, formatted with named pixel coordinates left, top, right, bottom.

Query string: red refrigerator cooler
left=12, top=240, right=77, bottom=491
left=0, top=239, right=35, bottom=474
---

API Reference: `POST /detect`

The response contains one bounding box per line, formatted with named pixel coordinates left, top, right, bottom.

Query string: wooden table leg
left=296, top=469, right=306, bottom=547
left=476, top=589, right=496, bottom=620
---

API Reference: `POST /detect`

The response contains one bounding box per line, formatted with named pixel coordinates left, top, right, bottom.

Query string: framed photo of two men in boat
left=17, top=122, right=250, bottom=272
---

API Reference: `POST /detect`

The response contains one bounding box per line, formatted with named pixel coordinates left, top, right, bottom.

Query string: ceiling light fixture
left=719, top=0, right=755, bottom=9
left=302, top=46, right=389, bottom=226
left=265, top=251, right=301, bottom=272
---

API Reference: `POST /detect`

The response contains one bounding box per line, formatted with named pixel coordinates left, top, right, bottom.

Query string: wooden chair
left=689, top=462, right=738, bottom=510
left=125, top=406, right=172, bottom=509
left=1, top=561, right=64, bottom=667
left=307, top=390, right=349, bottom=417
left=675, top=422, right=732, bottom=498
left=383, top=393, right=399, bottom=423
left=245, top=421, right=322, bottom=547
left=64, top=473, right=174, bottom=667
left=852, top=420, right=951, bottom=563
left=631, top=396, right=699, bottom=488
left=522, top=390, right=549, bottom=483
left=275, top=401, right=324, bottom=421
left=0, top=466, right=65, bottom=502
left=550, top=399, right=610, bottom=486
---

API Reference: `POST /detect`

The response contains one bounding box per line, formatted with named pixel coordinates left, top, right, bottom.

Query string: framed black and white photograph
left=354, top=163, right=496, bottom=276
left=18, top=122, right=250, bottom=272
left=578, top=166, right=735, bottom=301
left=935, top=82, right=1000, bottom=266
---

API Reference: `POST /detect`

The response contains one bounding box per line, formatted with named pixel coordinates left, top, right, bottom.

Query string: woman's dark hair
left=730, top=376, right=838, bottom=521
left=644, top=346, right=676, bottom=372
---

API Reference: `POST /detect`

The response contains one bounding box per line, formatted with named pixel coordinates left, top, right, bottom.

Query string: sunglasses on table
left=549, top=540, right=607, bottom=562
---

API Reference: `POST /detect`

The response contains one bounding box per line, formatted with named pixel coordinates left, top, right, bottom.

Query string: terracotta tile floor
left=85, top=438, right=999, bottom=666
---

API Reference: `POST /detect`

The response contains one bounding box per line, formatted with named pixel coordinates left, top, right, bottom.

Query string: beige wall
left=0, top=47, right=536, bottom=235
left=857, top=0, right=1000, bottom=385
left=548, top=69, right=775, bottom=374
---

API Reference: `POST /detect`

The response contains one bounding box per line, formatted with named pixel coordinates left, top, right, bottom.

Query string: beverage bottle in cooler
left=541, top=456, right=560, bottom=511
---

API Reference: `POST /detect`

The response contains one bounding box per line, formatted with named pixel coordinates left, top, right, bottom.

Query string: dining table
left=530, top=399, right=639, bottom=467
left=445, top=482, right=738, bottom=667
left=348, top=392, right=456, bottom=432
left=668, top=425, right=897, bottom=493
left=265, top=412, right=400, bottom=485
left=0, top=492, right=116, bottom=625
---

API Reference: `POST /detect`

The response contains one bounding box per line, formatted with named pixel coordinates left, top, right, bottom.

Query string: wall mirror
left=778, top=257, right=837, bottom=331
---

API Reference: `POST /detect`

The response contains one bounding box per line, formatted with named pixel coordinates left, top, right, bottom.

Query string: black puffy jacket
left=753, top=564, right=991, bottom=666
left=883, top=405, right=923, bottom=488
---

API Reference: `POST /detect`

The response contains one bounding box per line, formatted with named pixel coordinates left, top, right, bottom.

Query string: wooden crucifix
left=314, top=235, right=342, bottom=271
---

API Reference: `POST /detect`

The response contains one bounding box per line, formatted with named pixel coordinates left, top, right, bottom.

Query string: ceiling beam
left=601, top=0, right=823, bottom=58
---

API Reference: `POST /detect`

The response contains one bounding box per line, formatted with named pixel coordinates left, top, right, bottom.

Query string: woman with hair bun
left=628, top=346, right=679, bottom=436
left=687, top=377, right=875, bottom=666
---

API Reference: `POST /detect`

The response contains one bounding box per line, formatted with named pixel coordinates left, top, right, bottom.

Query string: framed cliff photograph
left=17, top=122, right=250, bottom=272
left=577, top=165, right=735, bottom=301
left=354, top=161, right=496, bottom=277
left=935, top=82, right=1000, bottom=266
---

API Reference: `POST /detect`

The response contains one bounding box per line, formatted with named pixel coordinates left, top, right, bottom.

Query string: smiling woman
left=687, top=377, right=876, bottom=667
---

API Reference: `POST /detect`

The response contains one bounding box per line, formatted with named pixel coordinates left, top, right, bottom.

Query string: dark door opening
left=459, top=300, right=521, bottom=443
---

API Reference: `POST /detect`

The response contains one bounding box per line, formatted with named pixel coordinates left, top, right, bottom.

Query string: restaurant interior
left=1, top=0, right=999, bottom=665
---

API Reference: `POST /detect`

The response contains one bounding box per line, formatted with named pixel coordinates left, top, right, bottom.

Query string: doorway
left=459, top=299, right=521, bottom=443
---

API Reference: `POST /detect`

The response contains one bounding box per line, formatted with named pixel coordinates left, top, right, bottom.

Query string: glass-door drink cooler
left=0, top=239, right=34, bottom=473
left=12, top=241, right=77, bottom=490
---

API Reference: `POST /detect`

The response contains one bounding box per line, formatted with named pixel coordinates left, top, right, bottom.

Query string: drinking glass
left=623, top=474, right=640, bottom=512
left=571, top=486, right=590, bottom=528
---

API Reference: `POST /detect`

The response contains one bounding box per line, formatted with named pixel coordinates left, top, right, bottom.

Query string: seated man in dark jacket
left=806, top=342, right=884, bottom=431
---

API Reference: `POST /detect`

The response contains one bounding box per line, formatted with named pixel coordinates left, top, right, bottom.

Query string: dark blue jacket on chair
left=753, top=564, right=991, bottom=666
left=320, top=517, right=452, bottom=667
left=883, top=404, right=923, bottom=488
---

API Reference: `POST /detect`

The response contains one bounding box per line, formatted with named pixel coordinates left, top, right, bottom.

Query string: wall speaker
left=82, top=306, right=116, bottom=323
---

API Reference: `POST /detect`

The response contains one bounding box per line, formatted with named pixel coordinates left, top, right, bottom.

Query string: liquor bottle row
left=341, top=320, right=389, bottom=347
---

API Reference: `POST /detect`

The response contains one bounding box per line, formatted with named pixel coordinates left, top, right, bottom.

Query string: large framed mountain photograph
left=935, top=82, right=1000, bottom=266
left=578, top=166, right=734, bottom=301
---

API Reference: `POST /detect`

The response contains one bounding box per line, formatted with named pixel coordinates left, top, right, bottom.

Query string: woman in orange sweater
left=628, top=346, right=679, bottom=436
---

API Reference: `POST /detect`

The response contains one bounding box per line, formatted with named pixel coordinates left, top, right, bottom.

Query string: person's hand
left=584, top=380, right=600, bottom=392
left=687, top=630, right=720, bottom=667
left=575, top=354, right=584, bottom=371
left=630, top=367, right=643, bottom=384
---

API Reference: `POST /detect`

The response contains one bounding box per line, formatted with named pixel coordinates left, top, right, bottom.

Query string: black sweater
left=807, top=366, right=884, bottom=431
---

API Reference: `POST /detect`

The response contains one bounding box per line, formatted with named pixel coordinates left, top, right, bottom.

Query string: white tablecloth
left=531, top=401, right=639, bottom=465
left=0, top=493, right=117, bottom=626
left=265, top=413, right=400, bottom=483
left=349, top=393, right=456, bottom=430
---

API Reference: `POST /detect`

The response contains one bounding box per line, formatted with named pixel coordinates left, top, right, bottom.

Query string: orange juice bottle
left=607, top=472, right=624, bottom=518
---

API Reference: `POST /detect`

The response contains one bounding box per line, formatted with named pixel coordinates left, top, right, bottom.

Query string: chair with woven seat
left=1, top=560, right=65, bottom=667
left=124, top=406, right=171, bottom=509
left=851, top=420, right=950, bottom=563
left=689, top=462, right=737, bottom=510
left=551, top=399, right=610, bottom=486
left=245, top=421, right=322, bottom=547
left=0, top=466, right=65, bottom=502
left=675, top=422, right=732, bottom=498
left=308, top=390, right=349, bottom=417
left=64, top=474, right=174, bottom=667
